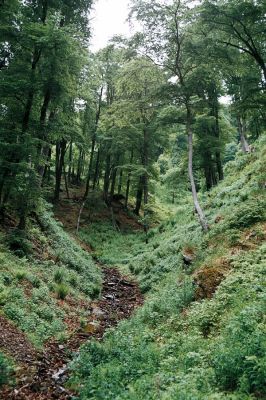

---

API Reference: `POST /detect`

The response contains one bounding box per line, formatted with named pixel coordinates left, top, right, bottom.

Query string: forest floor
left=0, top=193, right=144, bottom=400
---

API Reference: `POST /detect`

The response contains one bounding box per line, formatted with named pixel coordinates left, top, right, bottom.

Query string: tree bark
left=54, top=139, right=67, bottom=203
left=134, top=176, right=143, bottom=216
left=83, top=87, right=103, bottom=199
left=92, top=147, right=101, bottom=190
left=117, top=169, right=123, bottom=195
left=110, top=156, right=120, bottom=202
left=125, top=149, right=133, bottom=209
left=237, top=116, right=250, bottom=153
left=142, top=128, right=149, bottom=242
left=186, top=104, right=209, bottom=232
left=103, top=154, right=111, bottom=204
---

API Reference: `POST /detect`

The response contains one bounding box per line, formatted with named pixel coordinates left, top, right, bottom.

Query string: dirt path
left=1, top=264, right=143, bottom=400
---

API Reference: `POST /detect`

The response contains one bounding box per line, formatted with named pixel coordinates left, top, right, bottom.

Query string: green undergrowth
left=0, top=352, right=13, bottom=387
left=0, top=206, right=101, bottom=348
left=69, top=139, right=266, bottom=399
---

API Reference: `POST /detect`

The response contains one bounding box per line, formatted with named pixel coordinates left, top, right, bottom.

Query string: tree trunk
left=68, top=141, right=73, bottom=183
left=37, top=90, right=53, bottom=178
left=103, top=154, right=111, bottom=204
left=76, top=148, right=83, bottom=185
left=22, top=47, right=42, bottom=133
left=110, top=156, right=120, bottom=202
left=63, top=164, right=70, bottom=199
left=237, top=116, right=250, bottom=153
left=186, top=104, right=209, bottom=232
left=41, top=147, right=51, bottom=186
left=117, top=169, right=123, bottom=195
left=143, top=128, right=149, bottom=242
left=54, top=139, right=66, bottom=203
left=93, top=147, right=101, bottom=190
left=83, top=87, right=103, bottom=199
left=125, top=149, right=133, bottom=209
left=134, top=176, right=143, bottom=216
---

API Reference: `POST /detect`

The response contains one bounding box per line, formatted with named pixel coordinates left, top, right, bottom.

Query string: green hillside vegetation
left=0, top=0, right=266, bottom=398
left=0, top=208, right=101, bottom=348
left=69, top=141, right=266, bottom=399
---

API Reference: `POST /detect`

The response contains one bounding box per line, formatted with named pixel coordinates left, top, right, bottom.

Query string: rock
left=92, top=306, right=105, bottom=318
left=182, top=253, right=194, bottom=265
left=52, top=367, right=67, bottom=381
left=83, top=321, right=100, bottom=334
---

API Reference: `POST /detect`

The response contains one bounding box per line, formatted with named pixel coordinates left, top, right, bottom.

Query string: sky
left=90, top=0, right=131, bottom=51
left=89, top=0, right=230, bottom=103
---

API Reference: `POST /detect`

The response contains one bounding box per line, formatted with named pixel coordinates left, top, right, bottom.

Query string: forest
left=0, top=0, right=265, bottom=399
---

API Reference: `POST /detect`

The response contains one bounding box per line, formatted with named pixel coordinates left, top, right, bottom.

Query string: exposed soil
left=54, top=190, right=143, bottom=233
left=0, top=194, right=144, bottom=399
left=0, top=266, right=143, bottom=399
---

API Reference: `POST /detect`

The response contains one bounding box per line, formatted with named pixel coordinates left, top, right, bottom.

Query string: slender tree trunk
left=83, top=87, right=103, bottom=199
left=237, top=116, right=250, bottom=153
left=93, top=147, right=101, bottom=190
left=134, top=176, right=143, bottom=216
left=41, top=147, right=51, bottom=186
left=76, top=148, right=83, bottom=185
left=22, top=47, right=42, bottom=133
left=54, top=139, right=66, bottom=203
left=143, top=128, right=149, bottom=242
left=186, top=104, right=209, bottom=232
left=68, top=141, right=73, bottom=183
left=37, top=88, right=51, bottom=177
left=125, top=149, right=133, bottom=209
left=110, top=156, right=120, bottom=202
left=84, top=135, right=96, bottom=198
left=63, top=164, right=70, bottom=199
left=117, top=169, right=123, bottom=194
left=103, top=154, right=111, bottom=204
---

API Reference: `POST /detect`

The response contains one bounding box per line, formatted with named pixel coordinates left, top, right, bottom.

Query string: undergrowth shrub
left=6, top=229, right=32, bottom=257
left=212, top=304, right=266, bottom=393
left=55, top=283, right=69, bottom=300
left=0, top=352, right=12, bottom=387
left=54, top=269, right=65, bottom=284
left=227, top=199, right=266, bottom=230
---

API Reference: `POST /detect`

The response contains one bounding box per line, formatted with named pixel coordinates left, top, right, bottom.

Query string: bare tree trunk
left=237, top=116, right=250, bottom=153
left=143, top=128, right=149, bottom=243
left=83, top=87, right=103, bottom=199
left=125, top=149, right=133, bottom=209
left=54, top=139, right=66, bottom=203
left=134, top=176, right=143, bottom=216
left=110, top=156, right=120, bottom=202
left=103, top=154, right=111, bottom=204
left=117, top=169, right=123, bottom=194
left=186, top=104, right=209, bottom=232
left=63, top=164, right=70, bottom=199
left=93, top=147, right=101, bottom=190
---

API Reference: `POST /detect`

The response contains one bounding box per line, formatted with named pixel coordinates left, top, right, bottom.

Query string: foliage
left=69, top=143, right=266, bottom=399
left=0, top=352, right=12, bottom=387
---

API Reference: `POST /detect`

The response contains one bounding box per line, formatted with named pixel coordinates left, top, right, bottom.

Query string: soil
left=0, top=266, right=143, bottom=400
left=0, top=194, right=144, bottom=399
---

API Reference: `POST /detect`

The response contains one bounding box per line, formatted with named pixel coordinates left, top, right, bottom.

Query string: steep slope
left=69, top=139, right=266, bottom=399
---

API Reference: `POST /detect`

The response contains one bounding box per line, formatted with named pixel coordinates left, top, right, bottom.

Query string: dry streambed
left=0, top=265, right=143, bottom=399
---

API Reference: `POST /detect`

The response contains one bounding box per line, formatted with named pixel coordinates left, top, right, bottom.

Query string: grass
left=69, top=138, right=266, bottom=399
left=0, top=206, right=101, bottom=347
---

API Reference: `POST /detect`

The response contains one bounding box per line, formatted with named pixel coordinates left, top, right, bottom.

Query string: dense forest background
left=0, top=0, right=265, bottom=231
left=0, top=1, right=265, bottom=399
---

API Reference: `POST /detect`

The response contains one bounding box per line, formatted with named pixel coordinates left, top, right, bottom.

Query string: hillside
left=1, top=1, right=266, bottom=399
left=0, top=141, right=265, bottom=400
left=68, top=141, right=266, bottom=400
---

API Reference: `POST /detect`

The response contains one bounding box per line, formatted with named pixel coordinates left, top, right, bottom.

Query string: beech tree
left=130, top=0, right=210, bottom=231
